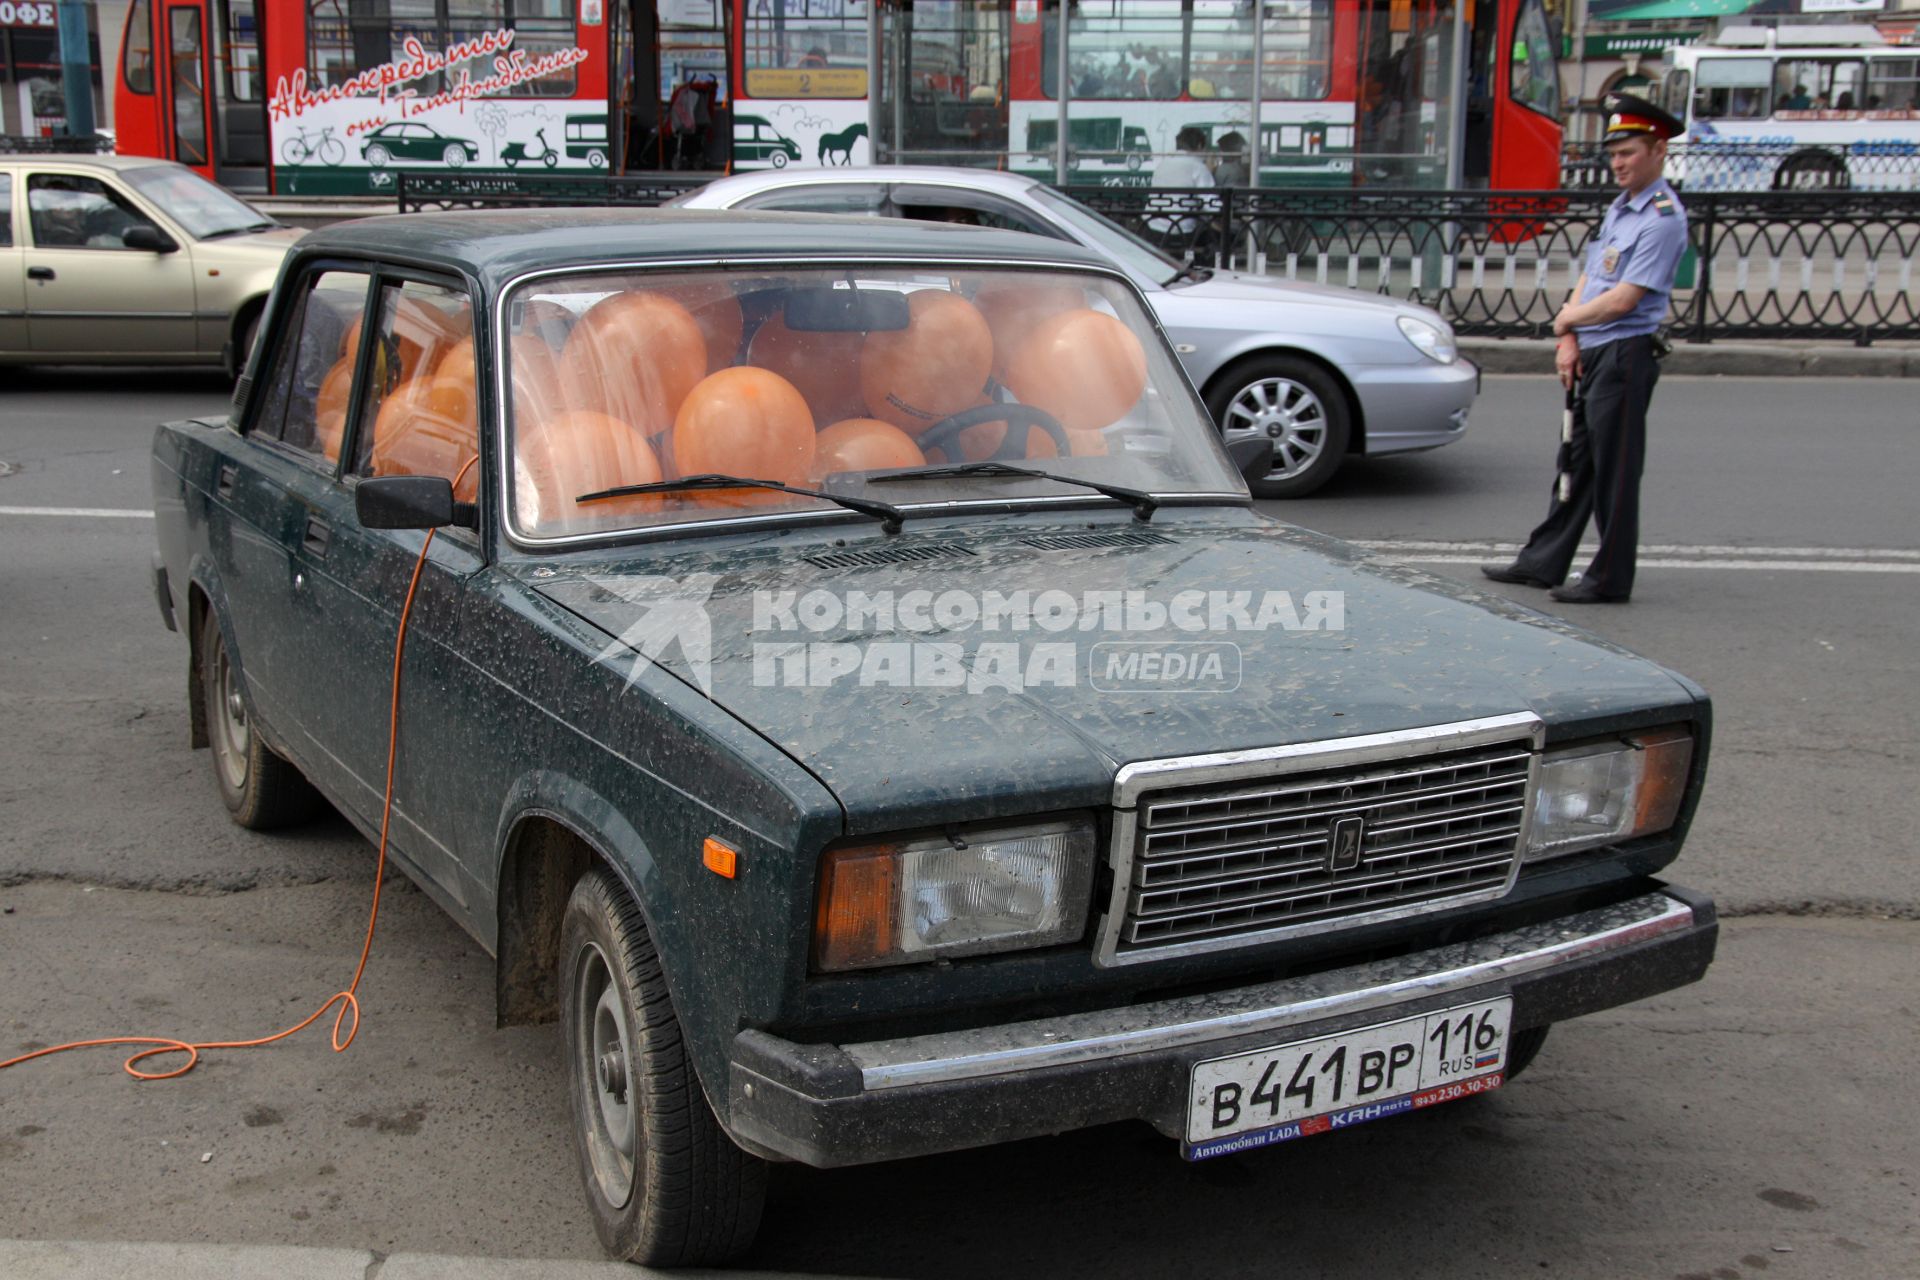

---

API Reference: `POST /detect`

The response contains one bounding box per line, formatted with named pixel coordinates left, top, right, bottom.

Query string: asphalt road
left=2, top=369, right=1916, bottom=1278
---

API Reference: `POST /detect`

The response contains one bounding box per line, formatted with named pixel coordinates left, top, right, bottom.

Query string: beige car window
left=353, top=279, right=479, bottom=501
left=26, top=174, right=159, bottom=250
left=0, top=173, right=11, bottom=247
left=267, top=270, right=372, bottom=465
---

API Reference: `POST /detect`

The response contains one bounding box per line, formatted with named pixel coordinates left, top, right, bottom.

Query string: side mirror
left=356, top=476, right=478, bottom=531
left=1224, top=436, right=1275, bottom=487
left=123, top=225, right=180, bottom=254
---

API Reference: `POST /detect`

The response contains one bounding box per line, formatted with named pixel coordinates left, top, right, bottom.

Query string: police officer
left=1483, top=93, right=1689, bottom=604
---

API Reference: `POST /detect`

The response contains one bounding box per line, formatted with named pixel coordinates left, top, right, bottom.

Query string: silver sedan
left=671, top=166, right=1476, bottom=497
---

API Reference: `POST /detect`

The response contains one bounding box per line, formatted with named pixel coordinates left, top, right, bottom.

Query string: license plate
left=1184, top=997, right=1512, bottom=1160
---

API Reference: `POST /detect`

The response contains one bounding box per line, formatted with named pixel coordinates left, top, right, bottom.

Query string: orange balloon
left=747, top=313, right=869, bottom=425
left=560, top=291, right=708, bottom=435
left=518, top=297, right=577, bottom=348
left=517, top=409, right=662, bottom=533
left=814, top=418, right=925, bottom=476
left=339, top=315, right=363, bottom=360
left=665, top=281, right=746, bottom=373
left=510, top=333, right=570, bottom=424
left=371, top=380, right=479, bottom=501
left=860, top=290, right=992, bottom=435
left=435, top=335, right=475, bottom=380
left=1004, top=309, right=1148, bottom=433
left=974, top=283, right=1084, bottom=382
left=922, top=397, right=1057, bottom=464
left=673, top=366, right=816, bottom=490
left=314, top=357, right=354, bottom=462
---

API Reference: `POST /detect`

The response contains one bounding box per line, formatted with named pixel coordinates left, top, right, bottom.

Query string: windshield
left=1028, top=187, right=1185, bottom=284
left=504, top=265, right=1240, bottom=541
left=121, top=165, right=272, bottom=239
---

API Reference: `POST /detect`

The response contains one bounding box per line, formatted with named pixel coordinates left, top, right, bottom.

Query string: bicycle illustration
left=279, top=124, right=346, bottom=167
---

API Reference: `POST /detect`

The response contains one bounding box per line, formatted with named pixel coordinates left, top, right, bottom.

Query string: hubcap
left=1221, top=377, right=1328, bottom=480
left=210, top=639, right=249, bottom=793
left=573, top=942, right=637, bottom=1208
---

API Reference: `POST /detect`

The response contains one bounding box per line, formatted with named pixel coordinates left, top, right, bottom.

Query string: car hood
left=198, top=225, right=306, bottom=259
left=1165, top=268, right=1436, bottom=321
left=519, top=512, right=1695, bottom=833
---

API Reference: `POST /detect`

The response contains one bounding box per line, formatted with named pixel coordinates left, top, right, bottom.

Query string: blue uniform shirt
left=1574, top=178, right=1689, bottom=351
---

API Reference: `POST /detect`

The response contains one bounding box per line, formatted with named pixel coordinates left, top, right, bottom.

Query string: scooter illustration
left=501, top=128, right=560, bottom=169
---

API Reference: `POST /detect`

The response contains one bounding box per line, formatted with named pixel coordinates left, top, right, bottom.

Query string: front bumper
left=726, top=886, right=1715, bottom=1166
left=1350, top=355, right=1478, bottom=456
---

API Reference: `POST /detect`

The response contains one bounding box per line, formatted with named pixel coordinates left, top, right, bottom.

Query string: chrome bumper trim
left=846, top=891, right=1694, bottom=1091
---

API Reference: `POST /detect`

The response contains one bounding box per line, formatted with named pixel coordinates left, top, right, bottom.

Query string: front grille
left=1113, top=739, right=1533, bottom=956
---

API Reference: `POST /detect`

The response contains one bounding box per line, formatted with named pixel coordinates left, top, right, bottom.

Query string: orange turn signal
left=702, top=837, right=739, bottom=880
left=813, top=844, right=899, bottom=971
left=1629, top=726, right=1693, bottom=838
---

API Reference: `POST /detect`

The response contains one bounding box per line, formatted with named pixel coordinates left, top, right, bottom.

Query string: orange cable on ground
left=0, top=456, right=478, bottom=1083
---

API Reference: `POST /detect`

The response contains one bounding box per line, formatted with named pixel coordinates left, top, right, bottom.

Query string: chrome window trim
left=847, top=890, right=1693, bottom=1090
left=1094, top=712, right=1546, bottom=968
left=489, top=254, right=1229, bottom=552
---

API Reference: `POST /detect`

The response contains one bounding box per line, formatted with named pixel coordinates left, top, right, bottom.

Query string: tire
left=318, top=136, right=346, bottom=166
left=560, top=867, right=767, bottom=1265
left=1772, top=148, right=1850, bottom=191
left=543, top=151, right=559, bottom=168
left=1504, top=1025, right=1551, bottom=1081
left=444, top=144, right=467, bottom=168
left=588, top=149, right=607, bottom=169
left=1206, top=354, right=1351, bottom=498
left=365, top=144, right=391, bottom=168
left=278, top=138, right=305, bottom=166
left=199, top=608, right=322, bottom=830
left=770, top=149, right=788, bottom=169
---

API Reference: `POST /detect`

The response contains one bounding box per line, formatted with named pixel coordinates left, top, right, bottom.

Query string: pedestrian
left=1146, top=126, right=1217, bottom=251
left=1213, top=130, right=1250, bottom=187
left=1482, top=93, right=1689, bottom=604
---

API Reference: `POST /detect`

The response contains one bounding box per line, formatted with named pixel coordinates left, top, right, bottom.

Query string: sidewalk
left=0, top=1239, right=835, bottom=1280
left=1462, top=335, right=1920, bottom=377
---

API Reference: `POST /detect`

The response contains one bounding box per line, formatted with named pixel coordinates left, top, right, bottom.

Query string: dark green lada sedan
left=150, top=209, right=1717, bottom=1266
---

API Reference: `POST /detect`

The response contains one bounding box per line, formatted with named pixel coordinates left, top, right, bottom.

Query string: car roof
left=292, top=207, right=1113, bottom=292
left=687, top=166, right=1044, bottom=202
left=0, top=152, right=185, bottom=175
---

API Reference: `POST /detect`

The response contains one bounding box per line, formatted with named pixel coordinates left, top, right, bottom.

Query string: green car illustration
left=359, top=122, right=481, bottom=169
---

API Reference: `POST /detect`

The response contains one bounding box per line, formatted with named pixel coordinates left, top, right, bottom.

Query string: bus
left=113, top=1, right=1562, bottom=195
left=1663, top=25, right=1920, bottom=192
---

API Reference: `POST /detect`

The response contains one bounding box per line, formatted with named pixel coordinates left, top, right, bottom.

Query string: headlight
left=1524, top=726, right=1693, bottom=862
left=1397, top=314, right=1458, bottom=364
left=814, top=817, right=1096, bottom=971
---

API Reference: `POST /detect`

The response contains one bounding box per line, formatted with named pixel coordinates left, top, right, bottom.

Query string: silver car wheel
left=1221, top=376, right=1329, bottom=480
left=573, top=939, right=637, bottom=1210
left=210, top=635, right=250, bottom=795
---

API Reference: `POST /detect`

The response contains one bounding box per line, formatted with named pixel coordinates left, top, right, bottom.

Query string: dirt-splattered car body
left=149, top=210, right=1716, bottom=1264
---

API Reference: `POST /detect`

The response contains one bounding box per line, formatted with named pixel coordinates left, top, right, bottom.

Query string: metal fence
left=1071, top=186, right=1920, bottom=343
left=1563, top=141, right=1920, bottom=193
left=0, top=133, right=113, bottom=155
left=396, top=172, right=1920, bottom=344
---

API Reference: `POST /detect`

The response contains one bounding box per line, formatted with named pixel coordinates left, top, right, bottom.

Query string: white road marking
left=0, top=506, right=155, bottom=519
left=1349, top=539, right=1920, bottom=561
left=1392, top=553, right=1920, bottom=575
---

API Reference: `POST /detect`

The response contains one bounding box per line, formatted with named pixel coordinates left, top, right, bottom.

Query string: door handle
left=216, top=464, right=238, bottom=498
left=302, top=515, right=332, bottom=558
left=27, top=266, right=55, bottom=282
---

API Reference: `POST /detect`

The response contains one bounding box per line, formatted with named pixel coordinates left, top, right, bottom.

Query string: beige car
left=1, top=154, right=302, bottom=375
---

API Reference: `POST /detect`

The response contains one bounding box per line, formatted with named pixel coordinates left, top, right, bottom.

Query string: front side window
left=503, top=265, right=1238, bottom=542
left=0, top=174, right=12, bottom=248
left=1508, top=0, right=1560, bottom=120
left=27, top=175, right=161, bottom=250
left=121, top=165, right=270, bottom=239
left=1694, top=58, right=1771, bottom=121
left=355, top=280, right=479, bottom=499
left=257, top=270, right=373, bottom=464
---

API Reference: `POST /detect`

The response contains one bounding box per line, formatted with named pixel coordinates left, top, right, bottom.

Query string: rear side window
left=353, top=279, right=479, bottom=500
left=0, top=174, right=12, bottom=247
left=253, top=269, right=372, bottom=464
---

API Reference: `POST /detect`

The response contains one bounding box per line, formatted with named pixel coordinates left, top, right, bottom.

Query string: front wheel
left=200, top=609, right=322, bottom=829
left=770, top=150, right=788, bottom=169
left=560, top=868, right=767, bottom=1265
left=1206, top=354, right=1351, bottom=498
left=365, top=144, right=391, bottom=168
left=543, top=151, right=559, bottom=168
left=444, top=144, right=467, bottom=168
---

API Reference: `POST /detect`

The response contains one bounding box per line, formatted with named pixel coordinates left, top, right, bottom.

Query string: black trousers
left=1513, top=334, right=1659, bottom=599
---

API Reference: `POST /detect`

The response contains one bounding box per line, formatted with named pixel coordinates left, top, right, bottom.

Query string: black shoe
left=1548, top=581, right=1630, bottom=604
left=1481, top=563, right=1557, bottom=589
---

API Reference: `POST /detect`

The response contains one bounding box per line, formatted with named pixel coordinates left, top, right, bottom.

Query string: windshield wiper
left=199, top=220, right=280, bottom=240
left=866, top=461, right=1159, bottom=522
left=1164, top=262, right=1213, bottom=286
left=576, top=473, right=906, bottom=534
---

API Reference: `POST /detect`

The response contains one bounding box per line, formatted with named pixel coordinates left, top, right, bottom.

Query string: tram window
left=124, top=0, right=154, bottom=94
left=1866, top=59, right=1919, bottom=111
left=744, top=0, right=870, bottom=98
left=1693, top=58, right=1770, bottom=121
left=222, top=0, right=261, bottom=103
left=1045, top=0, right=1329, bottom=102
left=1774, top=59, right=1864, bottom=112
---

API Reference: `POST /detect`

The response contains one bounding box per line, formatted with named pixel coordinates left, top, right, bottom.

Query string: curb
left=0, top=1239, right=834, bottom=1280
left=1460, top=337, right=1918, bottom=378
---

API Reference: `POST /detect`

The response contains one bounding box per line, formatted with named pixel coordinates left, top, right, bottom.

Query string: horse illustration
left=817, top=122, right=868, bottom=166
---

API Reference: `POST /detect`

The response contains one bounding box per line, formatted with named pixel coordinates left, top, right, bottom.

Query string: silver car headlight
left=1524, top=726, right=1694, bottom=862
left=1397, top=314, right=1458, bottom=364
left=814, top=817, right=1096, bottom=971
